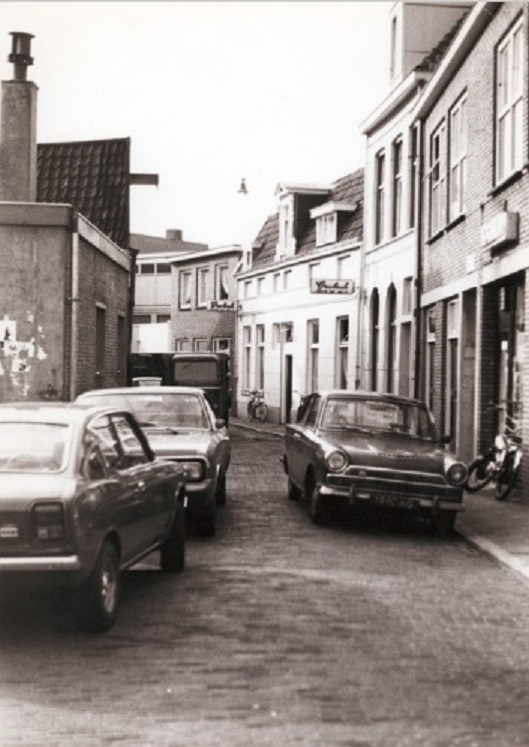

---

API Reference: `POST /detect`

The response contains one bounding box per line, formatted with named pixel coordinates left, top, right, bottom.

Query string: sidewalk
left=230, top=416, right=529, bottom=584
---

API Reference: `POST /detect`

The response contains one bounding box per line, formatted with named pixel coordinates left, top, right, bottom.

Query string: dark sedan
left=0, top=403, right=187, bottom=631
left=283, top=390, right=467, bottom=534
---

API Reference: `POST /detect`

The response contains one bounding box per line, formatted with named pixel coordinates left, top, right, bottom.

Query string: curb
left=459, top=531, right=529, bottom=586
left=229, top=421, right=283, bottom=438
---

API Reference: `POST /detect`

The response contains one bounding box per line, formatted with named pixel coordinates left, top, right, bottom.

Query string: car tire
left=215, top=471, right=227, bottom=507
left=80, top=540, right=120, bottom=632
left=195, top=501, right=216, bottom=537
left=160, top=503, right=186, bottom=572
left=288, top=477, right=301, bottom=501
left=432, top=509, right=456, bottom=536
left=308, top=484, right=327, bottom=526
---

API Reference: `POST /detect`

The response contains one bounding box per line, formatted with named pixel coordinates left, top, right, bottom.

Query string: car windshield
left=81, top=392, right=209, bottom=430
left=320, top=397, right=437, bottom=439
left=0, top=422, right=70, bottom=472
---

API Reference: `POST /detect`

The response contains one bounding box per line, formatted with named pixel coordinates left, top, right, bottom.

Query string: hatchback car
left=283, top=390, right=467, bottom=533
left=76, top=387, right=231, bottom=536
left=0, top=402, right=186, bottom=631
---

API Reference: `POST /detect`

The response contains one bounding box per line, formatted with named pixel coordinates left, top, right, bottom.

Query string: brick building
left=413, top=2, right=529, bottom=483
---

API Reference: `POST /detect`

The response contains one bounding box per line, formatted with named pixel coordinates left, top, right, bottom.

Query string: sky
left=0, top=1, right=392, bottom=249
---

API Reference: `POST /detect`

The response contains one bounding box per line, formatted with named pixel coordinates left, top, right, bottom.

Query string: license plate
left=373, top=494, right=415, bottom=510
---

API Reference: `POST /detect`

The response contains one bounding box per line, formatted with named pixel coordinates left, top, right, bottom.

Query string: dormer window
left=316, top=213, right=337, bottom=247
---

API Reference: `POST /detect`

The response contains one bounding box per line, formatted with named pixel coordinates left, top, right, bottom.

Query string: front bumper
left=0, top=554, right=82, bottom=572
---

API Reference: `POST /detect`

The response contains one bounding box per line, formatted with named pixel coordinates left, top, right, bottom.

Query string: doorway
left=284, top=354, right=293, bottom=423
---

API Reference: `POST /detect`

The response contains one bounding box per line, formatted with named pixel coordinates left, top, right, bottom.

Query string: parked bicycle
left=247, top=390, right=268, bottom=422
left=465, top=409, right=522, bottom=501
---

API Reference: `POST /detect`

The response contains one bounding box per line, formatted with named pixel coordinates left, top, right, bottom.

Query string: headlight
left=446, top=461, right=467, bottom=486
left=325, top=450, right=348, bottom=472
left=178, top=460, right=205, bottom=481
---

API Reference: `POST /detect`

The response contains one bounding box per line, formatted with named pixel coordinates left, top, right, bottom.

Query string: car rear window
left=80, top=393, right=209, bottom=430
left=0, top=422, right=70, bottom=473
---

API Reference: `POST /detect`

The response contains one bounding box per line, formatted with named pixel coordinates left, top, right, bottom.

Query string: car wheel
left=160, top=503, right=186, bottom=572
left=80, top=540, right=120, bottom=632
left=215, top=471, right=227, bottom=507
left=288, top=477, right=301, bottom=501
left=195, top=501, right=216, bottom=537
left=308, top=484, right=327, bottom=526
left=432, top=509, right=456, bottom=536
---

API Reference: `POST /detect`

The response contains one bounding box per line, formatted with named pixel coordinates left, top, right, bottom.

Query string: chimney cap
left=8, top=31, right=34, bottom=81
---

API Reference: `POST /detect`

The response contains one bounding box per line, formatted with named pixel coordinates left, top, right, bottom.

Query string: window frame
left=449, top=93, right=467, bottom=221
left=179, top=270, right=192, bottom=310
left=391, top=136, right=403, bottom=237
left=495, top=16, right=524, bottom=184
left=430, top=120, right=447, bottom=236
left=375, top=150, right=386, bottom=245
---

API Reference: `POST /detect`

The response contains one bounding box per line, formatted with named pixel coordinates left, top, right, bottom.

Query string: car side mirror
left=215, top=418, right=226, bottom=429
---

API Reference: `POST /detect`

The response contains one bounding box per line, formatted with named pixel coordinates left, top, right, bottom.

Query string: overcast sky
left=0, top=1, right=392, bottom=249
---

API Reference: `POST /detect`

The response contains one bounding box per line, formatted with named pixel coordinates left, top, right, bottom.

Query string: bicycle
left=247, top=390, right=268, bottom=422
left=465, top=409, right=522, bottom=501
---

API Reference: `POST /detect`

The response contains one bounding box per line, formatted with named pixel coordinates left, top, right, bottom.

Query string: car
left=0, top=402, right=187, bottom=631
left=283, top=390, right=467, bottom=534
left=76, top=386, right=231, bottom=537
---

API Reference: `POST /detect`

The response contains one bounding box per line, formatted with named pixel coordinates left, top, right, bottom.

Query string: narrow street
left=2, top=427, right=529, bottom=747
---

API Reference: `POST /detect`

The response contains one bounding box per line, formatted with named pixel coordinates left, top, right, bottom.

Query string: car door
left=109, top=413, right=174, bottom=548
left=286, top=395, right=320, bottom=488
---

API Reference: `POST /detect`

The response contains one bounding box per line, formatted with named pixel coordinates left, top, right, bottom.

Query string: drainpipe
left=355, top=230, right=366, bottom=390
left=413, top=119, right=424, bottom=400
left=69, top=211, right=79, bottom=401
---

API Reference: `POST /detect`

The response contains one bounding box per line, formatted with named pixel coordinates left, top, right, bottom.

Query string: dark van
left=128, top=352, right=232, bottom=425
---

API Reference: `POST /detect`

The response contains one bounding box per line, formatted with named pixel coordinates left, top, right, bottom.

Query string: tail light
left=32, top=502, right=66, bottom=542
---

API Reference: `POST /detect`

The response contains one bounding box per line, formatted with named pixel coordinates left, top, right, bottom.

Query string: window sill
left=489, top=167, right=526, bottom=197
left=426, top=213, right=466, bottom=245
left=179, top=306, right=191, bottom=311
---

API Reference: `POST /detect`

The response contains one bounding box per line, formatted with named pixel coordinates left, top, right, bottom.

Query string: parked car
left=0, top=402, right=187, bottom=631
left=76, top=387, right=231, bottom=537
left=283, top=390, right=467, bottom=534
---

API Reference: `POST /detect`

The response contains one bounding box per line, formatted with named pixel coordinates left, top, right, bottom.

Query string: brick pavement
left=230, top=416, right=529, bottom=585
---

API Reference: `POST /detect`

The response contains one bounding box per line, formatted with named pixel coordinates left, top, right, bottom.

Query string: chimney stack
left=0, top=32, right=38, bottom=202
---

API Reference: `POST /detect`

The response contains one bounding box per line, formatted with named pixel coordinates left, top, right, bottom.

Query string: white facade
left=237, top=243, right=361, bottom=423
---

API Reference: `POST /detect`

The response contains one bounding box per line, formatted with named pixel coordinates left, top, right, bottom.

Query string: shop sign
left=207, top=300, right=236, bottom=311
left=310, top=279, right=355, bottom=295
left=481, top=211, right=519, bottom=253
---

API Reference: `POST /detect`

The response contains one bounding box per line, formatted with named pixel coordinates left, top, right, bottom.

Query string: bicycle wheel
left=254, top=401, right=268, bottom=422
left=465, top=455, right=495, bottom=492
left=247, top=400, right=254, bottom=421
left=495, top=454, right=519, bottom=501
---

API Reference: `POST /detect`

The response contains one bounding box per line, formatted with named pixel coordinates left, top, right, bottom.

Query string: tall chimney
left=0, top=32, right=38, bottom=202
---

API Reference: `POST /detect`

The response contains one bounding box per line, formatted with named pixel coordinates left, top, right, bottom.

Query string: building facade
left=235, top=172, right=364, bottom=423
left=414, top=2, right=529, bottom=479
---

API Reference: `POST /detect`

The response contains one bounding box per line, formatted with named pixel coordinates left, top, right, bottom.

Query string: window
left=307, top=320, right=319, bottom=392
left=402, top=276, right=413, bottom=316
left=243, top=326, right=252, bottom=389
left=282, top=322, right=293, bottom=343
left=386, top=285, right=397, bottom=393
left=409, top=126, right=418, bottom=229
left=316, top=213, right=337, bottom=246
left=156, top=263, right=171, bottom=274
left=256, top=325, right=265, bottom=390
left=496, top=18, right=524, bottom=183
left=132, top=314, right=151, bottom=325
left=426, top=307, right=436, bottom=411
left=308, top=262, right=320, bottom=283
left=336, top=317, right=349, bottom=389
left=179, top=270, right=192, bottom=309
left=445, top=298, right=459, bottom=445
left=449, top=95, right=467, bottom=220
left=193, top=338, right=209, bottom=352
left=213, top=337, right=231, bottom=353
left=244, top=280, right=252, bottom=298
left=283, top=270, right=292, bottom=290
left=392, top=138, right=403, bottom=237
left=139, top=263, right=155, bottom=274
left=370, top=290, right=379, bottom=391
left=430, top=121, right=446, bottom=235
left=215, top=264, right=229, bottom=300
left=175, top=338, right=191, bottom=352
left=375, top=150, right=385, bottom=245
left=337, top=255, right=351, bottom=280
left=257, top=276, right=265, bottom=295
left=156, top=314, right=170, bottom=323
left=197, top=267, right=209, bottom=307
left=273, top=273, right=281, bottom=292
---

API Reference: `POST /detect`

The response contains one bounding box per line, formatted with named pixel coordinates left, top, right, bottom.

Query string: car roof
left=77, top=386, right=207, bottom=397
left=0, top=401, right=117, bottom=425
left=312, top=390, right=427, bottom=407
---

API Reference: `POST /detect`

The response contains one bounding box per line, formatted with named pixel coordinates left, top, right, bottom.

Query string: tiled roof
left=415, top=11, right=470, bottom=74
left=37, top=137, right=130, bottom=248
left=251, top=168, right=364, bottom=269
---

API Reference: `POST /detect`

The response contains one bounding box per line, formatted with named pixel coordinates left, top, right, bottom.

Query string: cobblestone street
left=2, top=427, right=529, bottom=747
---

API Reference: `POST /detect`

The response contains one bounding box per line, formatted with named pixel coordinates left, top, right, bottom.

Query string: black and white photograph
left=1, top=2, right=529, bottom=745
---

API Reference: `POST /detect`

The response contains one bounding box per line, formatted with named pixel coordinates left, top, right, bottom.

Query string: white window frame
left=243, top=326, right=252, bottom=390
left=496, top=17, right=524, bottom=183
left=215, top=264, right=229, bottom=301
left=449, top=94, right=467, bottom=220
left=193, top=338, right=209, bottom=352
left=257, top=276, right=265, bottom=295
left=175, top=337, right=191, bottom=352
left=335, top=316, right=349, bottom=389
left=316, top=213, right=337, bottom=247
left=307, top=319, right=319, bottom=393
left=256, top=324, right=265, bottom=390
left=213, top=337, right=231, bottom=353
left=375, top=150, right=385, bottom=245
left=283, top=270, right=292, bottom=290
left=197, top=267, right=209, bottom=308
left=430, top=120, right=446, bottom=236
left=179, top=270, right=192, bottom=309
left=425, top=307, right=436, bottom=412
left=392, top=137, right=403, bottom=237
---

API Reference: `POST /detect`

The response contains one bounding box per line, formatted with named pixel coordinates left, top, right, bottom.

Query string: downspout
left=69, top=210, right=79, bottom=401
left=355, top=227, right=366, bottom=390
left=413, top=119, right=424, bottom=400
